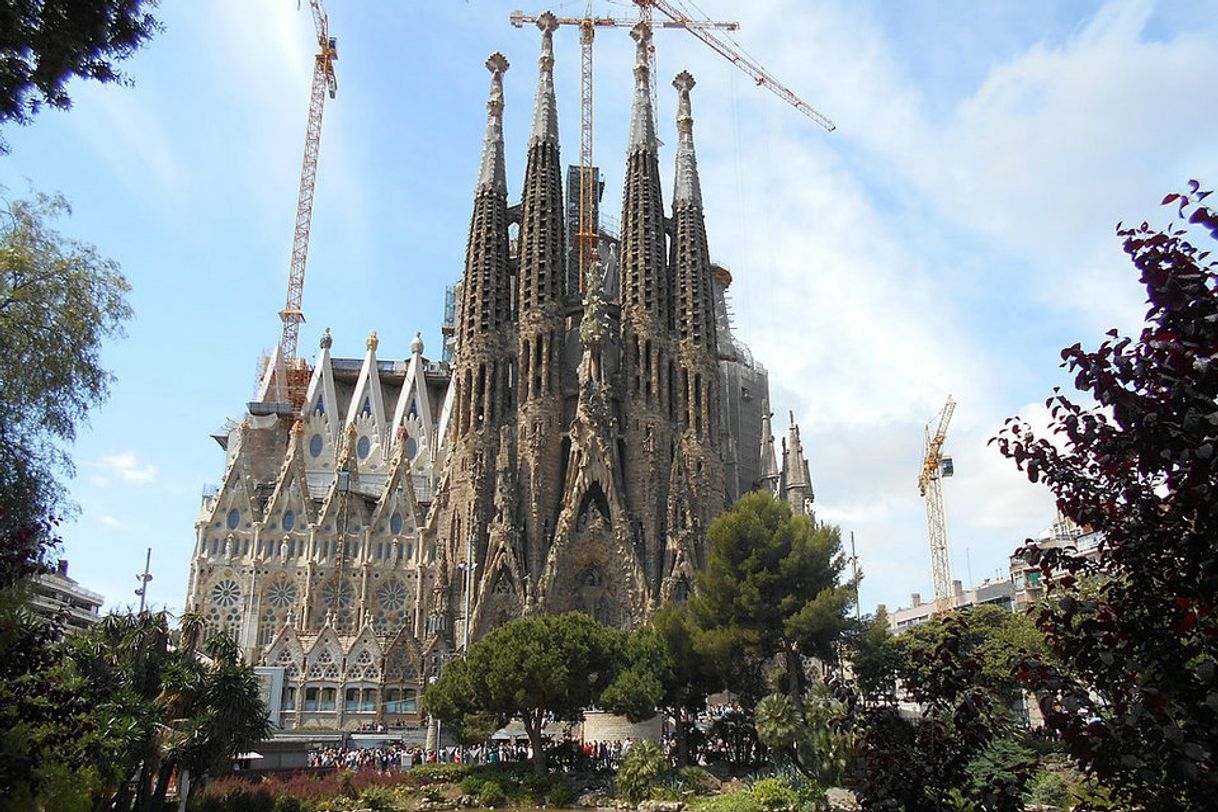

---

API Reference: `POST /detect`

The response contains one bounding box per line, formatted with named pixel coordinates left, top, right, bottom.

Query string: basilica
left=184, top=17, right=815, bottom=730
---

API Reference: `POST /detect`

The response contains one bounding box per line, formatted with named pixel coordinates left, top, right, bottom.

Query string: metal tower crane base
left=919, top=396, right=956, bottom=613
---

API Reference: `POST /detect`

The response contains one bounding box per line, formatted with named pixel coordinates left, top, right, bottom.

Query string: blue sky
left=2, top=0, right=1215, bottom=618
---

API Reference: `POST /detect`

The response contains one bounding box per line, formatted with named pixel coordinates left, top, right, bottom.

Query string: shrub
left=617, top=740, right=666, bottom=804
left=191, top=780, right=275, bottom=812
left=1025, top=770, right=1068, bottom=810
left=460, top=773, right=485, bottom=794
left=691, top=789, right=760, bottom=812
left=750, top=778, right=796, bottom=812
left=678, top=765, right=718, bottom=795
left=403, top=762, right=471, bottom=786
left=788, top=777, right=825, bottom=810
left=547, top=779, right=577, bottom=807
left=358, top=784, right=396, bottom=811
left=478, top=780, right=507, bottom=807
left=272, top=797, right=305, bottom=812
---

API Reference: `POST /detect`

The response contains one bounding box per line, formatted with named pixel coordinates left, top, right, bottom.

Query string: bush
left=677, top=765, right=718, bottom=795
left=617, top=740, right=666, bottom=804
left=547, top=779, right=577, bottom=807
left=460, top=773, right=485, bottom=794
left=191, top=781, right=276, bottom=812
left=1025, top=770, right=1068, bottom=810
left=478, top=780, right=507, bottom=807
left=272, top=797, right=305, bottom=812
left=750, top=778, right=797, bottom=812
left=357, top=784, right=396, bottom=811
left=403, top=762, right=471, bottom=786
left=789, top=777, right=825, bottom=810
left=691, top=789, right=760, bottom=812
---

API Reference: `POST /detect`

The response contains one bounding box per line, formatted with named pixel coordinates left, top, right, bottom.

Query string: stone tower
left=440, top=53, right=515, bottom=648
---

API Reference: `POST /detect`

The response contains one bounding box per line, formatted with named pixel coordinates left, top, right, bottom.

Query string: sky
left=2, top=0, right=1215, bottom=619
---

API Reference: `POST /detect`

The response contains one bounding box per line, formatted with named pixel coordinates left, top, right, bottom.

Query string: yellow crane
left=918, top=395, right=956, bottom=613
left=280, top=0, right=338, bottom=406
left=511, top=5, right=738, bottom=292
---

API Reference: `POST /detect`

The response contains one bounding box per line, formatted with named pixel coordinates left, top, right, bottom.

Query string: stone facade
left=184, top=20, right=815, bottom=731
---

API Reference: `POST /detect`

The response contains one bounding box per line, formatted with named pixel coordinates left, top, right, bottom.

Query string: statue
left=579, top=258, right=609, bottom=386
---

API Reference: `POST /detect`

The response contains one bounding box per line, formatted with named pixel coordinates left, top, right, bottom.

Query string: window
left=304, top=687, right=320, bottom=711
left=282, top=685, right=296, bottom=710
left=283, top=510, right=296, bottom=531
left=362, top=688, right=378, bottom=712
left=345, top=687, right=360, bottom=711
left=385, top=688, right=418, bottom=714
left=320, top=687, right=336, bottom=711
left=227, top=508, right=240, bottom=530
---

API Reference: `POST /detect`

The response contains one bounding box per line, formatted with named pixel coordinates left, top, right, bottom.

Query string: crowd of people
left=305, top=703, right=759, bottom=775
left=306, top=737, right=637, bottom=774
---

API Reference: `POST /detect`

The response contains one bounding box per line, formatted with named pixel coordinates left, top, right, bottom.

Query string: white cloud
left=98, top=514, right=127, bottom=530
left=98, top=451, right=159, bottom=485
left=651, top=0, right=1217, bottom=612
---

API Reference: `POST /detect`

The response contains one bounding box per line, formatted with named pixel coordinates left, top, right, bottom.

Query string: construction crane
left=279, top=0, right=338, bottom=405
left=639, top=0, right=835, bottom=132
left=510, top=5, right=738, bottom=292
left=918, top=396, right=956, bottom=613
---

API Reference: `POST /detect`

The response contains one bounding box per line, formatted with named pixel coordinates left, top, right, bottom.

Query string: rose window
left=322, top=579, right=354, bottom=609
left=210, top=579, right=241, bottom=608
left=267, top=580, right=298, bottom=609
left=378, top=580, right=409, bottom=611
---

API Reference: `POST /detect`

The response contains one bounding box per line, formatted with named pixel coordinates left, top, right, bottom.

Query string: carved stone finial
left=673, top=70, right=696, bottom=94
left=292, top=419, right=304, bottom=434
left=320, top=327, right=333, bottom=349
left=410, top=331, right=425, bottom=355
left=537, top=10, right=559, bottom=35
left=486, top=51, right=510, bottom=76
left=366, top=330, right=379, bottom=352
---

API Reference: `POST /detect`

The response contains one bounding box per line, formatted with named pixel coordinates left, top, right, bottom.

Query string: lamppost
left=134, top=547, right=153, bottom=612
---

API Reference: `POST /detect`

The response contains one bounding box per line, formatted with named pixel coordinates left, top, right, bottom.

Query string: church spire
left=670, top=70, right=716, bottom=355
left=460, top=53, right=512, bottom=346
left=672, top=70, right=702, bottom=208
left=627, top=22, right=657, bottom=153
left=619, top=21, right=668, bottom=328
left=517, top=13, right=565, bottom=316
left=759, top=405, right=780, bottom=494
left=476, top=53, right=509, bottom=195
left=529, top=12, right=559, bottom=147
left=782, top=411, right=814, bottom=516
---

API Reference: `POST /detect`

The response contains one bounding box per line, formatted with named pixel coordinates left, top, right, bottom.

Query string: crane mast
left=280, top=0, right=338, bottom=406
left=919, top=396, right=956, bottom=613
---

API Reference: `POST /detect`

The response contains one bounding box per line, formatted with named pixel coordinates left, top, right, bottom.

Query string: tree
left=896, top=604, right=1049, bottom=712
left=689, top=491, right=855, bottom=710
left=0, top=610, right=270, bottom=811
left=0, top=1, right=162, bottom=153
left=844, top=612, right=1035, bottom=812
left=845, top=608, right=902, bottom=704
left=424, top=612, right=625, bottom=775
left=600, top=602, right=720, bottom=767
left=994, top=183, right=1218, bottom=809
left=0, top=188, right=132, bottom=581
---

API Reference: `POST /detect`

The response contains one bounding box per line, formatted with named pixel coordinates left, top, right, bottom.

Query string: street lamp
left=134, top=547, right=153, bottom=612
